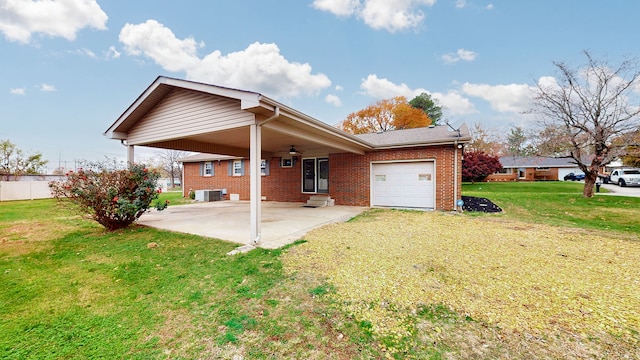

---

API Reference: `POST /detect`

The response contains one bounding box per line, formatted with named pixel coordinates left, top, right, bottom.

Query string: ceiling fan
left=288, top=145, right=303, bottom=155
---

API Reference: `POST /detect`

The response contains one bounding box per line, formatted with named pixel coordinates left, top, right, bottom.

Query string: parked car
left=563, top=172, right=586, bottom=181
left=608, top=168, right=640, bottom=187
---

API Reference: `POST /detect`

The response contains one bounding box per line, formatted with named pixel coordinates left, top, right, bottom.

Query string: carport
left=104, top=76, right=371, bottom=245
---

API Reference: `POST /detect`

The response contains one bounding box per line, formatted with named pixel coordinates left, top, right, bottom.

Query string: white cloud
left=360, top=74, right=476, bottom=115
left=430, top=90, right=477, bottom=115
left=455, top=0, right=467, bottom=9
left=325, top=94, right=342, bottom=106
left=335, top=85, right=344, bottom=91
left=119, top=20, right=331, bottom=98
left=10, top=87, right=25, bottom=95
left=39, top=83, right=56, bottom=92
left=360, top=74, right=416, bottom=98
left=312, top=0, right=360, bottom=16
left=74, top=48, right=97, bottom=58
left=312, top=0, right=436, bottom=32
left=105, top=46, right=121, bottom=59
left=462, top=82, right=534, bottom=113
left=442, top=48, right=478, bottom=64
left=486, top=4, right=494, bottom=10
left=0, top=0, right=108, bottom=44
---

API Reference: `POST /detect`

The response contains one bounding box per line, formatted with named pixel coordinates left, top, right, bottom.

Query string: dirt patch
left=283, top=210, right=640, bottom=358
left=0, top=221, right=72, bottom=255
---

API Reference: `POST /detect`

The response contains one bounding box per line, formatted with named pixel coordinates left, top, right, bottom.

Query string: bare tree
left=157, top=150, right=187, bottom=188
left=465, top=123, right=505, bottom=155
left=533, top=51, right=640, bottom=197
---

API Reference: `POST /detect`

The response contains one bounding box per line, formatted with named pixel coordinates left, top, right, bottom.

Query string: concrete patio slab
left=137, top=201, right=368, bottom=249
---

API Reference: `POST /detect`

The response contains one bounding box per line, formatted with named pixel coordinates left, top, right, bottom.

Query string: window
left=233, top=160, right=242, bottom=176
left=200, top=161, right=214, bottom=176
left=495, top=168, right=513, bottom=174
left=281, top=158, right=293, bottom=168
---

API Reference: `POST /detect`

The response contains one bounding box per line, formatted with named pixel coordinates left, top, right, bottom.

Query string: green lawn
left=463, top=181, right=640, bottom=234
left=0, top=200, right=375, bottom=359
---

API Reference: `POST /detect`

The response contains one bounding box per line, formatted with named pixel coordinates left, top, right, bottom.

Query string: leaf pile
left=284, top=210, right=640, bottom=356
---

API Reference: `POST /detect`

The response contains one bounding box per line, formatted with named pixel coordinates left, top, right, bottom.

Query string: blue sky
left=2, top=0, right=639, bottom=171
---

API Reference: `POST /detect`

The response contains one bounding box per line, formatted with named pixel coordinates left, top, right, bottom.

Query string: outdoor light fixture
left=289, top=145, right=297, bottom=155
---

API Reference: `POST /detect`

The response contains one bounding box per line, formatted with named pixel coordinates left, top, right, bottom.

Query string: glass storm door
left=317, top=158, right=329, bottom=193
left=303, top=159, right=316, bottom=192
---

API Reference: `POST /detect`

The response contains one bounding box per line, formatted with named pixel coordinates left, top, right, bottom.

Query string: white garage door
left=372, top=162, right=434, bottom=209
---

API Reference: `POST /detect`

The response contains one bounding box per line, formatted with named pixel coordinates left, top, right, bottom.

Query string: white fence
left=0, top=181, right=53, bottom=201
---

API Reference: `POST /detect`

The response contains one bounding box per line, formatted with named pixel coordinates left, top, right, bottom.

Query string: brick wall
left=182, top=144, right=462, bottom=211
left=330, top=145, right=460, bottom=210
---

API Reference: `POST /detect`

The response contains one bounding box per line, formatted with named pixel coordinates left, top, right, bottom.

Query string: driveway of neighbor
left=597, top=183, right=640, bottom=197
left=137, top=201, right=368, bottom=249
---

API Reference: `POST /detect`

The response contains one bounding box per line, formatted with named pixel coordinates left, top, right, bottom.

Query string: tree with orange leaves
left=337, top=96, right=431, bottom=134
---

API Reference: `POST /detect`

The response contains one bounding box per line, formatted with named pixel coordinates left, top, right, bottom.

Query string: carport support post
left=127, top=145, right=134, bottom=165
left=249, top=123, right=262, bottom=244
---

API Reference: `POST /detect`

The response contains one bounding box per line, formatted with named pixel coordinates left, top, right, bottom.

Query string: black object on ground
left=461, top=195, right=502, bottom=213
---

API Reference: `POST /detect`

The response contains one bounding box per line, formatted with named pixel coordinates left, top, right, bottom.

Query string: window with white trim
left=233, top=160, right=242, bottom=176
left=204, top=162, right=213, bottom=176
left=261, top=159, right=268, bottom=176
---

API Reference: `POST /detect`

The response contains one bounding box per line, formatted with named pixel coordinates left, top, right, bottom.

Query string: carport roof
left=104, top=76, right=470, bottom=156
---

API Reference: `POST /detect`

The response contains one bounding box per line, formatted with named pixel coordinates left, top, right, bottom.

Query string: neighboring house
left=104, top=76, right=470, bottom=243
left=485, top=156, right=582, bottom=182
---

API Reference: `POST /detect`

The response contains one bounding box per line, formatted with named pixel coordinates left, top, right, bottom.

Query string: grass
left=463, top=181, right=640, bottom=233
left=2, top=183, right=639, bottom=359
left=157, top=190, right=194, bottom=206
left=287, top=208, right=640, bottom=359
left=0, top=200, right=376, bottom=359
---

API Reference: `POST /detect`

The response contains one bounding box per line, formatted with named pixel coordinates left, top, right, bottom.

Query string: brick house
left=104, top=76, right=470, bottom=243
left=180, top=126, right=468, bottom=210
left=485, top=156, right=583, bottom=182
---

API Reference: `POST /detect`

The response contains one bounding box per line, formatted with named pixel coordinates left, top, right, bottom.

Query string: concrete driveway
left=137, top=201, right=367, bottom=249
left=597, top=183, right=640, bottom=197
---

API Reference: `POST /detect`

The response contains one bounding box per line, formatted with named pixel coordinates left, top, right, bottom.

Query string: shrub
left=49, top=163, right=169, bottom=231
left=462, top=151, right=502, bottom=182
left=188, top=188, right=196, bottom=200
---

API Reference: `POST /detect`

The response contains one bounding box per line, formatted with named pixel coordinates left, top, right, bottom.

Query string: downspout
left=260, top=106, right=280, bottom=127
left=453, top=141, right=458, bottom=211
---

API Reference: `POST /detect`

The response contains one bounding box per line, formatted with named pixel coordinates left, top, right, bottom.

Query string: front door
left=317, top=158, right=329, bottom=193
left=302, top=158, right=329, bottom=193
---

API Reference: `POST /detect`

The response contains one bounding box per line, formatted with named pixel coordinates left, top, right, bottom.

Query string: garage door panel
left=372, top=162, right=434, bottom=209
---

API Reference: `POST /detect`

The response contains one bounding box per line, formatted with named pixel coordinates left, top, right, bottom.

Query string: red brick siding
left=330, top=145, right=460, bottom=210
left=182, top=145, right=462, bottom=211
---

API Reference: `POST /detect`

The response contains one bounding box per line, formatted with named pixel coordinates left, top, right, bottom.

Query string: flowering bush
left=188, top=188, right=196, bottom=200
left=49, top=163, right=168, bottom=231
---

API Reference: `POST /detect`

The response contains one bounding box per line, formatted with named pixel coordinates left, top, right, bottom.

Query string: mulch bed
left=461, top=195, right=502, bottom=213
